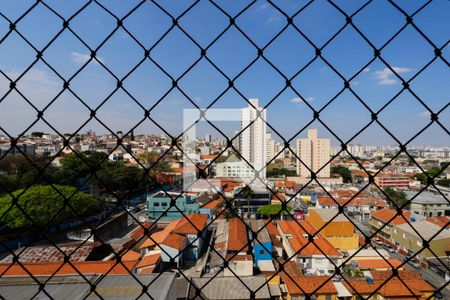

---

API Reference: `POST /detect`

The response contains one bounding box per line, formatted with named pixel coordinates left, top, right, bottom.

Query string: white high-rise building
left=296, top=129, right=331, bottom=178
left=266, top=132, right=276, bottom=162
left=240, top=99, right=267, bottom=183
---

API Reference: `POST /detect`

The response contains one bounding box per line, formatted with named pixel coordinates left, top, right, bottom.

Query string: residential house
left=344, top=270, right=435, bottom=300
left=306, top=208, right=359, bottom=250
left=408, top=191, right=450, bottom=218
left=282, top=275, right=339, bottom=300
left=248, top=220, right=273, bottom=269
left=391, top=220, right=450, bottom=262
left=224, top=218, right=253, bottom=276
left=146, top=191, right=201, bottom=221
left=370, top=208, right=411, bottom=243
left=278, top=220, right=342, bottom=275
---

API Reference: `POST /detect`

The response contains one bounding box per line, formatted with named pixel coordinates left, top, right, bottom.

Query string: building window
left=154, top=202, right=160, bottom=207
left=161, top=202, right=167, bottom=207
left=259, top=250, right=264, bottom=255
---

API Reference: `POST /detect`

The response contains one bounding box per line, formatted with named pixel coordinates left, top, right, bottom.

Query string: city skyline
left=0, top=1, right=448, bottom=146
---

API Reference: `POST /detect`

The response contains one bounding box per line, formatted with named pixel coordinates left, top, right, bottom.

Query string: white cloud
left=267, top=15, right=282, bottom=23
left=258, top=3, right=270, bottom=10
left=363, top=67, right=370, bottom=72
left=71, top=52, right=104, bottom=65
left=373, top=67, right=411, bottom=85
left=290, top=96, right=314, bottom=103
left=419, top=111, right=431, bottom=118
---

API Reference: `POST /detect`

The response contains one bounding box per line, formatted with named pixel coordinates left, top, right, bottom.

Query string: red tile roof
left=278, top=220, right=340, bottom=257
left=344, top=270, right=434, bottom=297
left=426, top=216, right=450, bottom=228
left=227, top=218, right=248, bottom=252
left=136, top=253, right=161, bottom=269
left=371, top=208, right=411, bottom=225
left=139, top=219, right=181, bottom=249
left=202, top=199, right=222, bottom=209
left=127, top=222, right=154, bottom=241
left=173, top=214, right=208, bottom=234
left=351, top=170, right=370, bottom=178
left=0, top=260, right=137, bottom=276
left=284, top=276, right=337, bottom=295
left=357, top=258, right=402, bottom=269
left=264, top=221, right=280, bottom=236
left=162, top=233, right=186, bottom=250
left=120, top=250, right=141, bottom=262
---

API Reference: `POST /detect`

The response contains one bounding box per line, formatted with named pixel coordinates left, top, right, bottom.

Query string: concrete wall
left=390, top=226, right=450, bottom=260
left=223, top=260, right=253, bottom=277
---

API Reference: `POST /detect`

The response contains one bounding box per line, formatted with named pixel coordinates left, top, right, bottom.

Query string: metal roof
left=406, top=191, right=449, bottom=205
left=193, top=276, right=271, bottom=299
left=395, top=221, right=450, bottom=240
left=0, top=273, right=176, bottom=300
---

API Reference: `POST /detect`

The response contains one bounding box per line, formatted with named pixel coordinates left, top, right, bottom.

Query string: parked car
left=404, top=256, right=420, bottom=269
left=373, top=238, right=383, bottom=245
left=385, top=245, right=396, bottom=253
left=433, top=291, right=443, bottom=299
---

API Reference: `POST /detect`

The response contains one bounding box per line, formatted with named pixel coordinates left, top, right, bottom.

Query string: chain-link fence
left=0, top=0, right=449, bottom=299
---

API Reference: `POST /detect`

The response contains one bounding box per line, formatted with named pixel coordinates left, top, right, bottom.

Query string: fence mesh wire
left=0, top=0, right=449, bottom=299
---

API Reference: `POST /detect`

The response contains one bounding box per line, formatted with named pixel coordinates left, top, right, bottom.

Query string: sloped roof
left=278, top=220, right=340, bottom=257
left=162, top=233, right=186, bottom=250
left=136, top=253, right=161, bottom=269
left=371, top=208, right=411, bottom=225
left=284, top=276, right=337, bottom=295
left=357, top=258, right=402, bottom=269
left=139, top=219, right=181, bottom=249
left=0, top=260, right=137, bottom=276
left=173, top=214, right=208, bottom=235
left=121, top=250, right=141, bottom=262
left=227, top=218, right=248, bottom=252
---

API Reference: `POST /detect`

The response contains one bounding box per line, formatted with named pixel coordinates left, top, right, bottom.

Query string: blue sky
left=0, top=0, right=448, bottom=146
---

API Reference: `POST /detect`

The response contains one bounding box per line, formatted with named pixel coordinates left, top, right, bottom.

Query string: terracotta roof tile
left=0, top=260, right=137, bottom=276
left=136, top=253, right=161, bottom=269
left=173, top=214, right=208, bottom=234
left=227, top=218, right=248, bottom=252
left=284, top=276, right=337, bottom=295
left=162, top=233, right=186, bottom=250
left=371, top=208, right=411, bottom=225
left=121, top=250, right=141, bottom=262
left=202, top=199, right=222, bottom=209
left=426, top=216, right=450, bottom=228
left=278, top=220, right=340, bottom=257
left=139, top=219, right=181, bottom=249
left=357, top=258, right=402, bottom=269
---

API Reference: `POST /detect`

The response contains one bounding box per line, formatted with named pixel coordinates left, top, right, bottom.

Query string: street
left=353, top=218, right=449, bottom=299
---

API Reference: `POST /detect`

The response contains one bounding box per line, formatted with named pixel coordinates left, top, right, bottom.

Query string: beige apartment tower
left=296, top=129, right=331, bottom=178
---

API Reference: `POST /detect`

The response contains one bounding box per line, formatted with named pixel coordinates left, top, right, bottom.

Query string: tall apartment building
left=240, top=99, right=267, bottom=183
left=266, top=132, right=276, bottom=162
left=296, top=129, right=331, bottom=178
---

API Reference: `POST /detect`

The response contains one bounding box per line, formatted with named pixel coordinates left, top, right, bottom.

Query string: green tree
left=136, top=152, right=170, bottom=176
left=383, top=187, right=408, bottom=208
left=331, top=165, right=352, bottom=183
left=257, top=204, right=291, bottom=218
left=95, top=163, right=144, bottom=198
left=413, top=167, right=441, bottom=185
left=267, top=168, right=296, bottom=177
left=0, top=185, right=101, bottom=229
left=221, top=198, right=240, bottom=220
